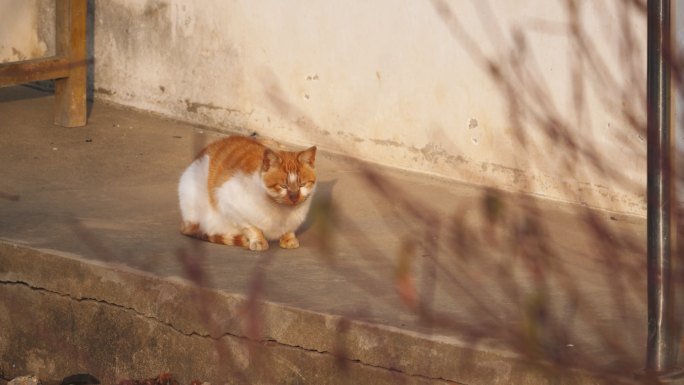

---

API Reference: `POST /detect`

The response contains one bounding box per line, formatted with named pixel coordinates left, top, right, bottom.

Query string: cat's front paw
left=249, top=238, right=269, bottom=251
left=279, top=233, right=300, bottom=249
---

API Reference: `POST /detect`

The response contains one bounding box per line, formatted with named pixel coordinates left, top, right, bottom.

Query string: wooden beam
left=0, top=0, right=88, bottom=127
left=0, top=56, right=71, bottom=86
left=54, top=0, right=87, bottom=127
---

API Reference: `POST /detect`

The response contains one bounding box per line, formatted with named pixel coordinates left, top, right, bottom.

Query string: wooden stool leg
left=54, top=0, right=87, bottom=127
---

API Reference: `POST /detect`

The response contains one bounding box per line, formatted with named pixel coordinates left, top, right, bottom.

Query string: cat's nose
left=288, top=191, right=300, bottom=203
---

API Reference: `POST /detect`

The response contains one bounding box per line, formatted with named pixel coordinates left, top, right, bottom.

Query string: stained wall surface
left=0, top=0, right=54, bottom=62
left=1, top=1, right=650, bottom=214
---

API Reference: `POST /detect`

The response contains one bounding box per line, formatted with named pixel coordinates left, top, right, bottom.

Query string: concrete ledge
left=0, top=86, right=650, bottom=384
left=0, top=242, right=635, bottom=384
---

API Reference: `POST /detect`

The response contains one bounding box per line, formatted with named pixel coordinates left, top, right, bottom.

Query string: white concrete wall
left=0, top=0, right=54, bottom=62
left=2, top=1, right=649, bottom=215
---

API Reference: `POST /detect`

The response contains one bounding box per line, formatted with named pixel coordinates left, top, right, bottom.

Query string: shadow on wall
left=86, top=0, right=95, bottom=112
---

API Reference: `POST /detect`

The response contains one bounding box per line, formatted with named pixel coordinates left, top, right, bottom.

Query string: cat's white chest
left=215, top=172, right=311, bottom=240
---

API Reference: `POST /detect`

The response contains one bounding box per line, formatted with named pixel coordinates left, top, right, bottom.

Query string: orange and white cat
left=178, top=135, right=317, bottom=251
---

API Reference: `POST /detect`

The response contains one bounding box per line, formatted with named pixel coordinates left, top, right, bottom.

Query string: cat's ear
left=262, top=148, right=281, bottom=172
left=298, top=146, right=317, bottom=167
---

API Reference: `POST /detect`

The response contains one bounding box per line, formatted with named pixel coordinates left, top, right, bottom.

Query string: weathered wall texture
left=1, top=1, right=648, bottom=214
left=0, top=0, right=54, bottom=63
left=90, top=0, right=649, bottom=215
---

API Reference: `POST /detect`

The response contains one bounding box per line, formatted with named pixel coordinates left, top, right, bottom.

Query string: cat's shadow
left=299, top=179, right=337, bottom=234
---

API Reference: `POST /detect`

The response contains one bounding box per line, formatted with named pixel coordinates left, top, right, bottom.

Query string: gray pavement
left=0, top=85, right=661, bottom=384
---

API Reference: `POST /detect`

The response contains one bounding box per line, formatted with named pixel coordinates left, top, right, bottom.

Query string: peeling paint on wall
left=0, top=0, right=54, bottom=63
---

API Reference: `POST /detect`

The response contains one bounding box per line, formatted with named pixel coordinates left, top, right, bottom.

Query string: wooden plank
left=0, top=56, right=71, bottom=86
left=54, top=0, right=87, bottom=127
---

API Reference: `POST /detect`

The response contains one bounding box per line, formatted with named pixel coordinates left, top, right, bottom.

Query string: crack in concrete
left=261, top=338, right=464, bottom=384
left=1, top=279, right=463, bottom=384
left=0, top=279, right=216, bottom=339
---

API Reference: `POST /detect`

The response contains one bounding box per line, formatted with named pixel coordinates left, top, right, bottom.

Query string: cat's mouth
left=284, top=197, right=303, bottom=206
left=288, top=191, right=300, bottom=204
left=281, top=192, right=309, bottom=206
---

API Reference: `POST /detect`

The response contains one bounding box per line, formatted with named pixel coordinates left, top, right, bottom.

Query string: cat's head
left=261, top=146, right=317, bottom=206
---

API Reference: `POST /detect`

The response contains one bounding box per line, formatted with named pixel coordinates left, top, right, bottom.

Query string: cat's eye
left=279, top=184, right=287, bottom=189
